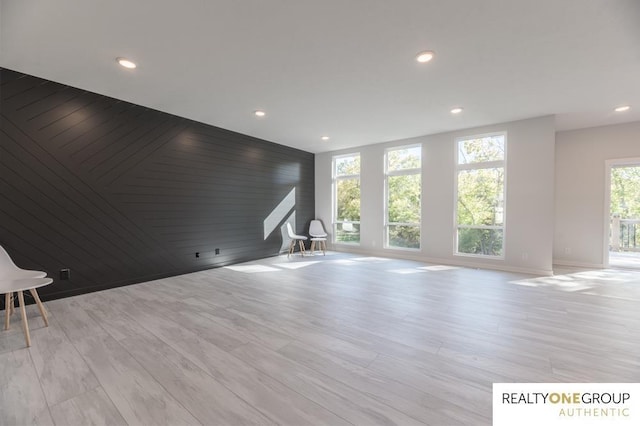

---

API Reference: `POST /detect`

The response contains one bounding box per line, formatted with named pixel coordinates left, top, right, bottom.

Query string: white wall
left=554, top=121, right=640, bottom=267
left=316, top=115, right=556, bottom=275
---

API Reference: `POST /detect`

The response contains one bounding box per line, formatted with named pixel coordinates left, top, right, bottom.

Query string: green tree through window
left=611, top=166, right=640, bottom=219
left=334, top=154, right=361, bottom=243
left=386, top=146, right=421, bottom=249
left=456, top=134, right=506, bottom=256
left=610, top=165, right=640, bottom=251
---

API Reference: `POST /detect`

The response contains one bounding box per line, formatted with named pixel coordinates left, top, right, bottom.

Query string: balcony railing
left=611, top=217, right=640, bottom=252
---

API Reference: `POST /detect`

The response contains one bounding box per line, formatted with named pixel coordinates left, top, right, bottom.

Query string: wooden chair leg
left=29, top=288, right=49, bottom=327
left=310, top=241, right=315, bottom=253
left=298, top=240, right=305, bottom=256
left=288, top=239, right=295, bottom=257
left=17, top=291, right=31, bottom=347
left=322, top=240, right=326, bottom=255
left=4, top=293, right=10, bottom=330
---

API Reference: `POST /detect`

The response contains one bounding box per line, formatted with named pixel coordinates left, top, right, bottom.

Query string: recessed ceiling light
left=321, top=136, right=330, bottom=141
left=614, top=105, right=631, bottom=112
left=416, top=51, right=435, bottom=63
left=116, top=57, right=136, bottom=69
left=451, top=107, right=463, bottom=114
left=254, top=110, right=266, bottom=117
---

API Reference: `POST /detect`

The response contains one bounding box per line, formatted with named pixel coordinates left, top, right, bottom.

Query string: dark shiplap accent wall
left=0, top=68, right=314, bottom=302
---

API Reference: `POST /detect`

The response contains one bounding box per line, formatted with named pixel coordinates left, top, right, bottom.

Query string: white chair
left=0, top=245, right=47, bottom=279
left=286, top=223, right=307, bottom=257
left=309, top=220, right=328, bottom=255
left=1, top=245, right=52, bottom=347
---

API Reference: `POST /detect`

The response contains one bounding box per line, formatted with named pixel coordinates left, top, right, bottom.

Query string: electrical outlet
left=59, top=269, right=71, bottom=280
left=215, top=248, right=220, bottom=255
left=564, top=247, right=571, bottom=255
left=195, top=252, right=200, bottom=258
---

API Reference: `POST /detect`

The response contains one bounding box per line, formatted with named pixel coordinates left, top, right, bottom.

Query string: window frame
left=453, top=131, right=507, bottom=259
left=384, top=144, right=422, bottom=250
left=332, top=152, right=361, bottom=245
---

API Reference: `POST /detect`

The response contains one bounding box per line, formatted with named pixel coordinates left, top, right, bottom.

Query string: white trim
left=386, top=168, right=421, bottom=176
left=334, top=173, right=360, bottom=179
left=553, top=259, right=605, bottom=269
left=604, top=160, right=612, bottom=268
left=333, top=241, right=360, bottom=246
left=383, top=245, right=421, bottom=253
left=606, top=157, right=640, bottom=167
left=456, top=160, right=504, bottom=171
left=454, top=250, right=504, bottom=260
left=457, top=224, right=503, bottom=230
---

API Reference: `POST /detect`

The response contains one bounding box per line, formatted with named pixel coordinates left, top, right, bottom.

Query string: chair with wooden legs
left=3, top=278, right=53, bottom=347
left=1, top=245, right=52, bottom=347
left=286, top=222, right=307, bottom=257
left=308, top=219, right=328, bottom=255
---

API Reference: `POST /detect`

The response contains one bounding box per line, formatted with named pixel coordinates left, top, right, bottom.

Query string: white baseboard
left=552, top=259, right=605, bottom=269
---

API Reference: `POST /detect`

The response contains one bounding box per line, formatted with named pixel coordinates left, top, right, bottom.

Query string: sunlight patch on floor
left=573, top=269, right=637, bottom=282
left=388, top=268, right=427, bottom=274
left=388, top=264, right=462, bottom=274
left=509, top=268, right=640, bottom=294
left=224, top=265, right=280, bottom=273
left=511, top=275, right=596, bottom=291
left=273, top=261, right=321, bottom=270
left=352, top=257, right=392, bottom=262
left=331, top=259, right=358, bottom=265
left=419, top=265, right=461, bottom=271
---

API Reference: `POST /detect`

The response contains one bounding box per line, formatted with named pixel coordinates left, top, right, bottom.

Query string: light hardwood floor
left=1, top=253, right=639, bottom=425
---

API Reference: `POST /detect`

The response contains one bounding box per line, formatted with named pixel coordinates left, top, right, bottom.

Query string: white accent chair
left=0, top=245, right=47, bottom=280
left=1, top=245, right=52, bottom=347
left=309, top=220, right=328, bottom=255
left=286, top=223, right=307, bottom=257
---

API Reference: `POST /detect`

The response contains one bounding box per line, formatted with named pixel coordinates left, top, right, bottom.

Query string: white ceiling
left=2, top=0, right=639, bottom=154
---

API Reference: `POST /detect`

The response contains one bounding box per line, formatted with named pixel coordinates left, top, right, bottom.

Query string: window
left=385, top=145, right=421, bottom=249
left=455, top=133, right=506, bottom=257
left=333, top=153, right=360, bottom=244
